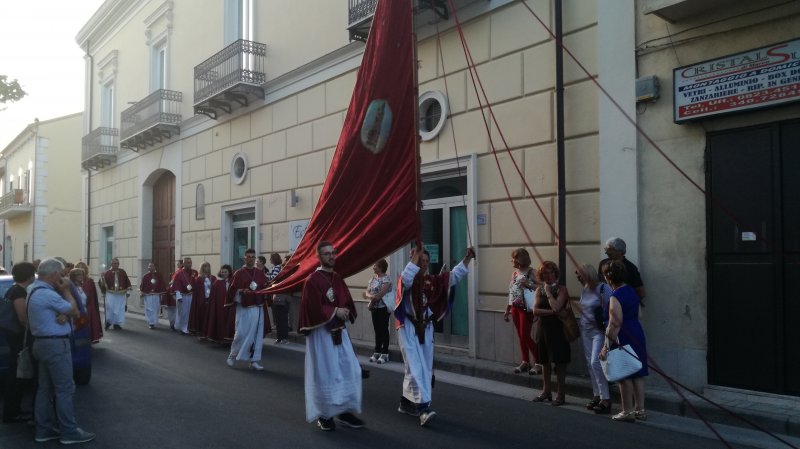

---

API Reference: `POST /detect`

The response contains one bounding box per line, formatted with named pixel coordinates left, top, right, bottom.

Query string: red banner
left=266, top=0, right=418, bottom=294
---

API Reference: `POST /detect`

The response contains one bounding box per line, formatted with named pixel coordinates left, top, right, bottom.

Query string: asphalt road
left=1, top=317, right=760, bottom=449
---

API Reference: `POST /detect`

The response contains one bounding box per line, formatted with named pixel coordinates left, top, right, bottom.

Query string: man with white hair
left=30, top=258, right=95, bottom=444
left=598, top=237, right=646, bottom=304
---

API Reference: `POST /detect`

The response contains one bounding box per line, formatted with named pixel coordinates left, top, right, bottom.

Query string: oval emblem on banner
left=360, top=99, right=393, bottom=154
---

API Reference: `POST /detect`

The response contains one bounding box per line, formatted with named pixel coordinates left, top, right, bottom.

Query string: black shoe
left=336, top=413, right=365, bottom=429
left=397, top=400, right=421, bottom=417
left=113, top=324, right=122, bottom=330
left=317, top=417, right=335, bottom=431
left=170, top=324, right=176, bottom=331
left=420, top=410, right=437, bottom=427
left=105, top=322, right=111, bottom=330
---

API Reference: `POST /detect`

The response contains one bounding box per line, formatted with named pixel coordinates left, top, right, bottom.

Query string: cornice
left=75, top=0, right=139, bottom=49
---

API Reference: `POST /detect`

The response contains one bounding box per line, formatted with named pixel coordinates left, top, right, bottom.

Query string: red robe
left=139, top=271, right=167, bottom=296
left=394, top=269, right=453, bottom=345
left=101, top=268, right=132, bottom=293
left=164, top=268, right=198, bottom=307
left=299, top=269, right=356, bottom=334
left=169, top=268, right=197, bottom=302
left=189, top=274, right=216, bottom=336
left=204, top=278, right=235, bottom=343
left=226, top=266, right=272, bottom=333
left=83, top=278, right=103, bottom=343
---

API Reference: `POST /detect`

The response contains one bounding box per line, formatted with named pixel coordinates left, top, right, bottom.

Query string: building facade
left=0, top=113, right=84, bottom=267
left=76, top=0, right=800, bottom=400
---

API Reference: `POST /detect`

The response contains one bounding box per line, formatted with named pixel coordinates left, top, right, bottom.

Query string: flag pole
left=411, top=0, right=422, bottom=246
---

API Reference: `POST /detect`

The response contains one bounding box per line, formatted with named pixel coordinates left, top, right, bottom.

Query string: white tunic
left=304, top=327, right=362, bottom=422
left=230, top=305, right=265, bottom=362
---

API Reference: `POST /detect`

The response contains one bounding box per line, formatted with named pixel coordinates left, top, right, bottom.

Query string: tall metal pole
left=412, top=0, right=422, bottom=244
left=555, top=0, right=566, bottom=283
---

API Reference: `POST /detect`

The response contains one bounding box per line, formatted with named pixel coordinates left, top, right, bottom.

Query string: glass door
left=231, top=210, right=256, bottom=267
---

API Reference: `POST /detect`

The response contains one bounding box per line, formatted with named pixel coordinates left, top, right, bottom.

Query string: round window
left=418, top=90, right=449, bottom=141
left=231, top=153, right=248, bottom=185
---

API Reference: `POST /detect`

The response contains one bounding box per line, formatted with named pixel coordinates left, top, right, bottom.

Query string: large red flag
left=266, top=0, right=418, bottom=294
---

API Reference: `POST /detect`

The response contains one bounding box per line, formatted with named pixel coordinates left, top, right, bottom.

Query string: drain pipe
left=84, top=40, right=93, bottom=267
left=555, top=0, right=566, bottom=283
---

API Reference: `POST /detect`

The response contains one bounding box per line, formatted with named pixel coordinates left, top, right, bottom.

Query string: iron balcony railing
left=349, top=0, right=378, bottom=27
left=193, top=39, right=266, bottom=107
left=347, top=0, right=448, bottom=41
left=120, top=89, right=182, bottom=150
left=0, top=189, right=29, bottom=210
left=81, top=127, right=119, bottom=169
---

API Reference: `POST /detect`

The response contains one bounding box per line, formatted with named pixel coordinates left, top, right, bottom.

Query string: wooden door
left=152, top=172, right=175, bottom=278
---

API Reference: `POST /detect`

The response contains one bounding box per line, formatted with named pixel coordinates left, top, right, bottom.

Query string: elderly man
left=30, top=258, right=95, bottom=444
left=170, top=257, right=196, bottom=335
left=395, top=243, right=475, bottom=426
left=299, top=241, right=364, bottom=431
left=598, top=237, right=646, bottom=304
left=100, top=258, right=131, bottom=330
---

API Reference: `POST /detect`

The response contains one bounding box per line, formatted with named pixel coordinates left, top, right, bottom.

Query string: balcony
left=0, top=189, right=32, bottom=219
left=193, top=39, right=266, bottom=120
left=120, top=89, right=182, bottom=151
left=82, top=127, right=119, bottom=170
left=347, top=0, right=449, bottom=42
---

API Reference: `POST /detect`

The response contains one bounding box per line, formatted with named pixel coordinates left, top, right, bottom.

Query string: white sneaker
left=377, top=353, right=389, bottom=364
left=250, top=361, right=264, bottom=371
left=226, top=356, right=235, bottom=368
left=369, top=352, right=380, bottom=363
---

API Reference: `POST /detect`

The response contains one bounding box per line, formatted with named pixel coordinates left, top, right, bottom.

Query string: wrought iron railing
left=348, top=0, right=378, bottom=26
left=0, top=189, right=29, bottom=210
left=81, top=127, right=119, bottom=163
left=120, top=89, right=182, bottom=143
left=193, top=39, right=266, bottom=106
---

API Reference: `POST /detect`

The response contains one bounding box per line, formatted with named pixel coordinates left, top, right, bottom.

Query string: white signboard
left=288, top=219, right=309, bottom=254
left=674, top=39, right=800, bottom=123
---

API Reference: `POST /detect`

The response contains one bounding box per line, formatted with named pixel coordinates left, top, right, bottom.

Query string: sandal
left=528, top=363, right=543, bottom=375
left=593, top=400, right=611, bottom=414
left=586, top=398, right=600, bottom=410
left=634, top=410, right=647, bottom=421
left=551, top=397, right=566, bottom=406
left=532, top=392, right=552, bottom=402
left=513, top=361, right=531, bottom=374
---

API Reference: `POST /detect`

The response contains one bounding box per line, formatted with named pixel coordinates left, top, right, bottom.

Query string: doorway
left=421, top=173, right=469, bottom=347
left=151, top=172, right=175, bottom=278
left=231, top=210, right=256, bottom=268
left=707, top=119, right=800, bottom=396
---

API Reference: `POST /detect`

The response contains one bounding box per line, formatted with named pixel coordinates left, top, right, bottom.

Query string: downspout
left=555, top=0, right=566, bottom=283
left=85, top=40, right=93, bottom=266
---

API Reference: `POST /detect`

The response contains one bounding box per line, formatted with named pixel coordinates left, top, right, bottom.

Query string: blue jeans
left=32, top=338, right=78, bottom=435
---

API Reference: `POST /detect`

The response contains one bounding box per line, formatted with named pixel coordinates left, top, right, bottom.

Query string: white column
left=597, top=0, right=639, bottom=264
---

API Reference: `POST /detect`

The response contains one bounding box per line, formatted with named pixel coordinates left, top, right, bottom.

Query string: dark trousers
left=371, top=306, right=391, bottom=353
left=271, top=303, right=289, bottom=340
left=3, top=331, right=33, bottom=421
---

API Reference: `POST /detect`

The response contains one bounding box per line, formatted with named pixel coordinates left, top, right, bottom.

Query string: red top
left=225, top=266, right=270, bottom=307
left=170, top=268, right=197, bottom=295
left=299, top=269, right=356, bottom=334
left=140, top=271, right=167, bottom=294
left=102, top=269, right=131, bottom=293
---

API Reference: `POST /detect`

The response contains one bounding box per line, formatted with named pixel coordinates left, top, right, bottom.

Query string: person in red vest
left=299, top=241, right=364, bottom=431
left=170, top=257, right=196, bottom=335
left=140, top=263, right=167, bottom=329
left=225, top=248, right=271, bottom=370
left=205, top=264, right=235, bottom=343
left=395, top=243, right=475, bottom=426
left=100, top=258, right=131, bottom=330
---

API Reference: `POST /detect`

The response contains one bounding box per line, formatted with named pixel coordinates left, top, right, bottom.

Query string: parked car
left=0, top=275, right=93, bottom=385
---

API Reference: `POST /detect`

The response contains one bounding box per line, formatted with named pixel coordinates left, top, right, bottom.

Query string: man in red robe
left=169, top=257, right=196, bottom=335
left=225, top=249, right=271, bottom=370
left=394, top=243, right=474, bottom=426
left=299, top=241, right=363, bottom=431
left=139, top=263, right=167, bottom=329
left=99, top=258, right=131, bottom=330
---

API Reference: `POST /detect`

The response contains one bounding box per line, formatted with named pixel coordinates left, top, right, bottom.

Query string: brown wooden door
left=152, top=172, right=175, bottom=278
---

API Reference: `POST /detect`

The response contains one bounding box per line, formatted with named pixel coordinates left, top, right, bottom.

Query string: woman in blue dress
left=600, top=260, right=648, bottom=422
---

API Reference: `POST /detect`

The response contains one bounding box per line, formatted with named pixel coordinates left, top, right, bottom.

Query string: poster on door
left=288, top=220, right=309, bottom=254
left=423, top=244, right=440, bottom=264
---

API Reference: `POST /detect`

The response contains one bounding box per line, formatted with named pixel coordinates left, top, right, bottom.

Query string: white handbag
left=601, top=338, right=643, bottom=382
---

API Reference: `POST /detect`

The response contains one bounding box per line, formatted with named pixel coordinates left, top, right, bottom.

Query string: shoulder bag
left=558, top=298, right=580, bottom=342
left=601, top=337, right=643, bottom=382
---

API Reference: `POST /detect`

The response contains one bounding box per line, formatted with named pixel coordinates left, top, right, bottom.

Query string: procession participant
left=205, top=265, right=235, bottom=343
left=299, top=241, right=364, bottom=431
left=164, top=260, right=184, bottom=331
left=225, top=249, right=271, bottom=370
left=170, top=257, right=196, bottom=335
left=190, top=262, right=215, bottom=336
left=395, top=243, right=475, bottom=426
left=100, top=258, right=131, bottom=330
left=140, top=263, right=167, bottom=329
left=75, top=262, right=103, bottom=343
